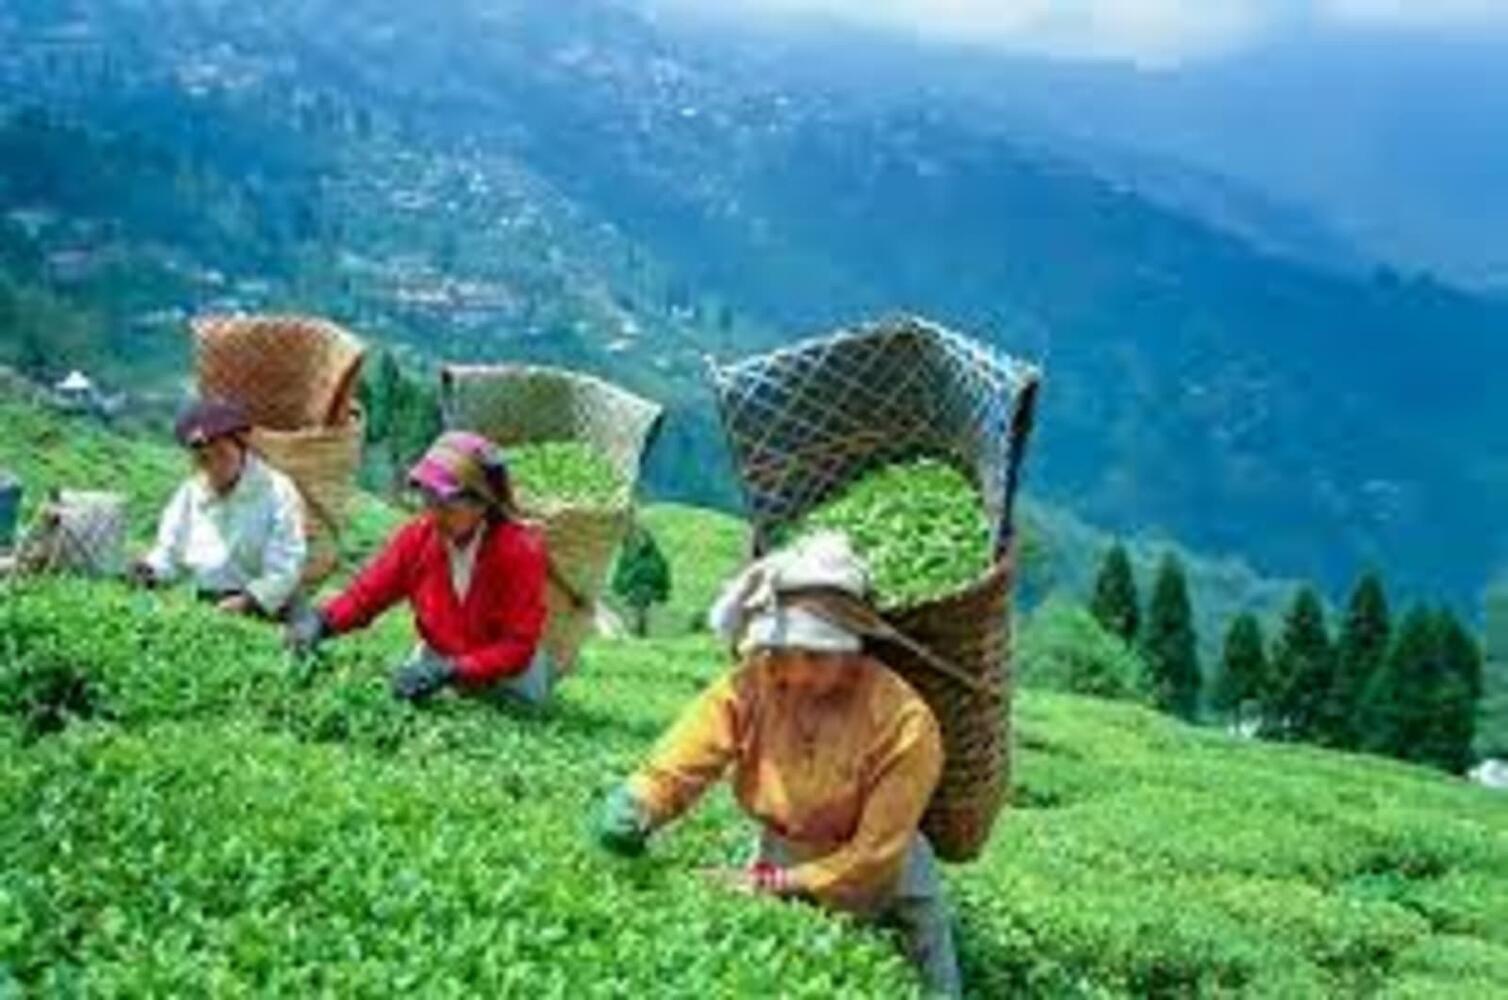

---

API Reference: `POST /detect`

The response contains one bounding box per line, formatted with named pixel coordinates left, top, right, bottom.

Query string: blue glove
left=392, top=650, right=456, bottom=703
left=595, top=783, right=652, bottom=857
left=283, top=605, right=328, bottom=657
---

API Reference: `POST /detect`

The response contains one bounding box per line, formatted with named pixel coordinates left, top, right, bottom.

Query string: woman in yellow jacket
left=596, top=533, right=961, bottom=996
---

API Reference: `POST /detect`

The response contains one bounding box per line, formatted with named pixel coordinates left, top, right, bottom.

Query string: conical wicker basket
left=708, top=316, right=1040, bottom=862
left=440, top=364, right=663, bottom=673
left=191, top=315, right=366, bottom=586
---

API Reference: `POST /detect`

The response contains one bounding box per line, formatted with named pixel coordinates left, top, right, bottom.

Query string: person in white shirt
left=130, top=400, right=308, bottom=618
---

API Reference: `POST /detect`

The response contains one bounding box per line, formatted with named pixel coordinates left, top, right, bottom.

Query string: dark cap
left=174, top=399, right=252, bottom=448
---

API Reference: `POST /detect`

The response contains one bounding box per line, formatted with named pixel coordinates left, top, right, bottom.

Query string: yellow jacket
left=627, top=653, right=943, bottom=913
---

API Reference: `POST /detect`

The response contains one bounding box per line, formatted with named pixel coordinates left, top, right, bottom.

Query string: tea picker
left=597, top=533, right=961, bottom=996
left=130, top=399, right=308, bottom=619
left=284, top=431, right=553, bottom=706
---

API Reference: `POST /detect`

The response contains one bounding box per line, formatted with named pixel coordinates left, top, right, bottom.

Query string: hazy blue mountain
left=4, top=0, right=1508, bottom=608
left=767, top=27, right=1508, bottom=291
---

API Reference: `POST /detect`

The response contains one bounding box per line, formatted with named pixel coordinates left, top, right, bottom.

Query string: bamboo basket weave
left=440, top=364, right=663, bottom=673
left=191, top=315, right=367, bottom=586
left=708, top=316, right=1040, bottom=862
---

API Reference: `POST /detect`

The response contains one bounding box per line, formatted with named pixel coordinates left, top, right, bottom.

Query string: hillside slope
left=2, top=396, right=1504, bottom=997
left=2, top=578, right=1504, bottom=996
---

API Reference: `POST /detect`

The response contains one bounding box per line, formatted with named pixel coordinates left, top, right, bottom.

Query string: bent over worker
left=285, top=430, right=551, bottom=705
left=595, top=532, right=961, bottom=996
left=132, top=399, right=307, bottom=618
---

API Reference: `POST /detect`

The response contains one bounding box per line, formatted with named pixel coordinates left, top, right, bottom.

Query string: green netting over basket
left=707, top=315, right=1040, bottom=862
left=439, top=364, right=663, bottom=673
left=190, top=314, right=367, bottom=587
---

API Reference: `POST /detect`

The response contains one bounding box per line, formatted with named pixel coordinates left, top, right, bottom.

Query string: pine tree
left=1213, top=613, right=1267, bottom=733
left=1362, top=606, right=1440, bottom=763
left=1142, top=553, right=1200, bottom=721
left=611, top=525, right=672, bottom=637
left=1090, top=542, right=1140, bottom=644
left=1329, top=572, right=1391, bottom=750
left=1264, top=587, right=1333, bottom=742
left=1480, top=583, right=1508, bottom=759
left=1427, top=610, right=1482, bottom=774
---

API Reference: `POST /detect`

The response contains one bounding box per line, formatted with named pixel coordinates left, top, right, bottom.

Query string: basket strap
left=780, top=588, right=994, bottom=697
left=547, top=556, right=591, bottom=611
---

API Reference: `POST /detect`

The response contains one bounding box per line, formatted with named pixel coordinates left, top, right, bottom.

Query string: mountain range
left=2, top=0, right=1506, bottom=607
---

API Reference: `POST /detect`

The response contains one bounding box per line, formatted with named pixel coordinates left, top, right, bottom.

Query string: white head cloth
left=708, top=531, right=871, bottom=655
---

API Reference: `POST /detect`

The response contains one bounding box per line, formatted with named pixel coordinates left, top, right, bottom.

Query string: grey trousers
left=411, top=644, right=556, bottom=707
left=755, top=831, right=963, bottom=998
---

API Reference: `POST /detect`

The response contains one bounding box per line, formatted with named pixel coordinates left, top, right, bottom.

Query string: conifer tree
left=612, top=525, right=672, bottom=637
left=1426, top=610, right=1482, bottom=774
left=1090, top=542, right=1140, bottom=644
left=1214, top=612, right=1267, bottom=732
left=1362, top=606, right=1438, bottom=762
left=1142, top=553, right=1200, bottom=721
left=1265, top=587, right=1333, bottom=742
left=1329, top=572, right=1391, bottom=750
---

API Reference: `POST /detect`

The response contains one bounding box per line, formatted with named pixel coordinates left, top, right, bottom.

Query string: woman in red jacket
left=286, top=430, right=551, bottom=705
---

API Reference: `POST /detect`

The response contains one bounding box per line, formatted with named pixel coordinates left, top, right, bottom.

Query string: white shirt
left=446, top=531, right=483, bottom=601
left=143, top=453, right=308, bottom=613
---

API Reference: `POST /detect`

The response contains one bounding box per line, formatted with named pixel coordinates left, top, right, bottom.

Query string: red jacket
left=322, top=516, right=549, bottom=685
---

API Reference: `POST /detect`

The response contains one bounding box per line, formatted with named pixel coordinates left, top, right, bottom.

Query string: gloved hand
left=283, top=604, right=328, bottom=657
left=392, top=650, right=456, bottom=703
left=595, top=783, right=651, bottom=857
left=126, top=560, right=159, bottom=590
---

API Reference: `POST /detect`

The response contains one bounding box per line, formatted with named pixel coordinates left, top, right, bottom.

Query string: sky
left=658, top=1, right=1508, bottom=66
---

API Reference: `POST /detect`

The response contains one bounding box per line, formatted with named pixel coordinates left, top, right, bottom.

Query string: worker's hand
left=391, top=652, right=456, bottom=704
left=283, top=604, right=328, bottom=657
left=594, top=784, right=651, bottom=857
left=216, top=593, right=256, bottom=616
left=126, top=560, right=159, bottom=590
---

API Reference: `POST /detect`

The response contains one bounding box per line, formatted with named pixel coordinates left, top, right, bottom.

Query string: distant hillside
left=4, top=0, right=1508, bottom=607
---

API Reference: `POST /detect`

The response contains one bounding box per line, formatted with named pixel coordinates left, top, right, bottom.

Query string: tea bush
left=4, top=575, right=1506, bottom=996
left=785, top=459, right=992, bottom=607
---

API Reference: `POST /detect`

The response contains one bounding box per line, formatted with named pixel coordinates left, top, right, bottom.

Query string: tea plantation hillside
left=2, top=396, right=1506, bottom=996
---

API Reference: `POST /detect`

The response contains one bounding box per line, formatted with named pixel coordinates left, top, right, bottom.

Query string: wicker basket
left=440, top=364, right=663, bottom=672
left=708, top=315, right=1040, bottom=862
left=18, top=490, right=128, bottom=578
left=191, top=314, right=367, bottom=586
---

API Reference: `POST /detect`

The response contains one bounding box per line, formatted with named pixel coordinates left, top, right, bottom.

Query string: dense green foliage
left=1089, top=542, right=1140, bottom=644
left=787, top=459, right=992, bottom=608
left=1141, top=554, right=1201, bottom=721
left=1362, top=609, right=1481, bottom=775
left=510, top=442, right=626, bottom=510
left=1017, top=599, right=1146, bottom=702
left=1213, top=613, right=1268, bottom=730
left=1481, top=585, right=1508, bottom=758
left=1332, top=573, right=1393, bottom=750
left=611, top=524, right=672, bottom=637
left=3, top=575, right=1506, bottom=997
left=1266, top=587, right=1334, bottom=743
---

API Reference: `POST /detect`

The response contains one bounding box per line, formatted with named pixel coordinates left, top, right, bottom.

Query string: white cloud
left=665, top=1, right=1280, bottom=66
left=1320, top=0, right=1508, bottom=29
left=659, top=0, right=1508, bottom=66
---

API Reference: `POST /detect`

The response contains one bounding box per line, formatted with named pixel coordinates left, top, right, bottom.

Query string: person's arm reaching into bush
left=598, top=673, right=743, bottom=854
left=320, top=521, right=423, bottom=634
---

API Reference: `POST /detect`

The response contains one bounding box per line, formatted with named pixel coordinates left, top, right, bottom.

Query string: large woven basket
left=191, top=315, right=367, bottom=586
left=708, top=316, right=1040, bottom=862
left=440, top=364, right=663, bottom=673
